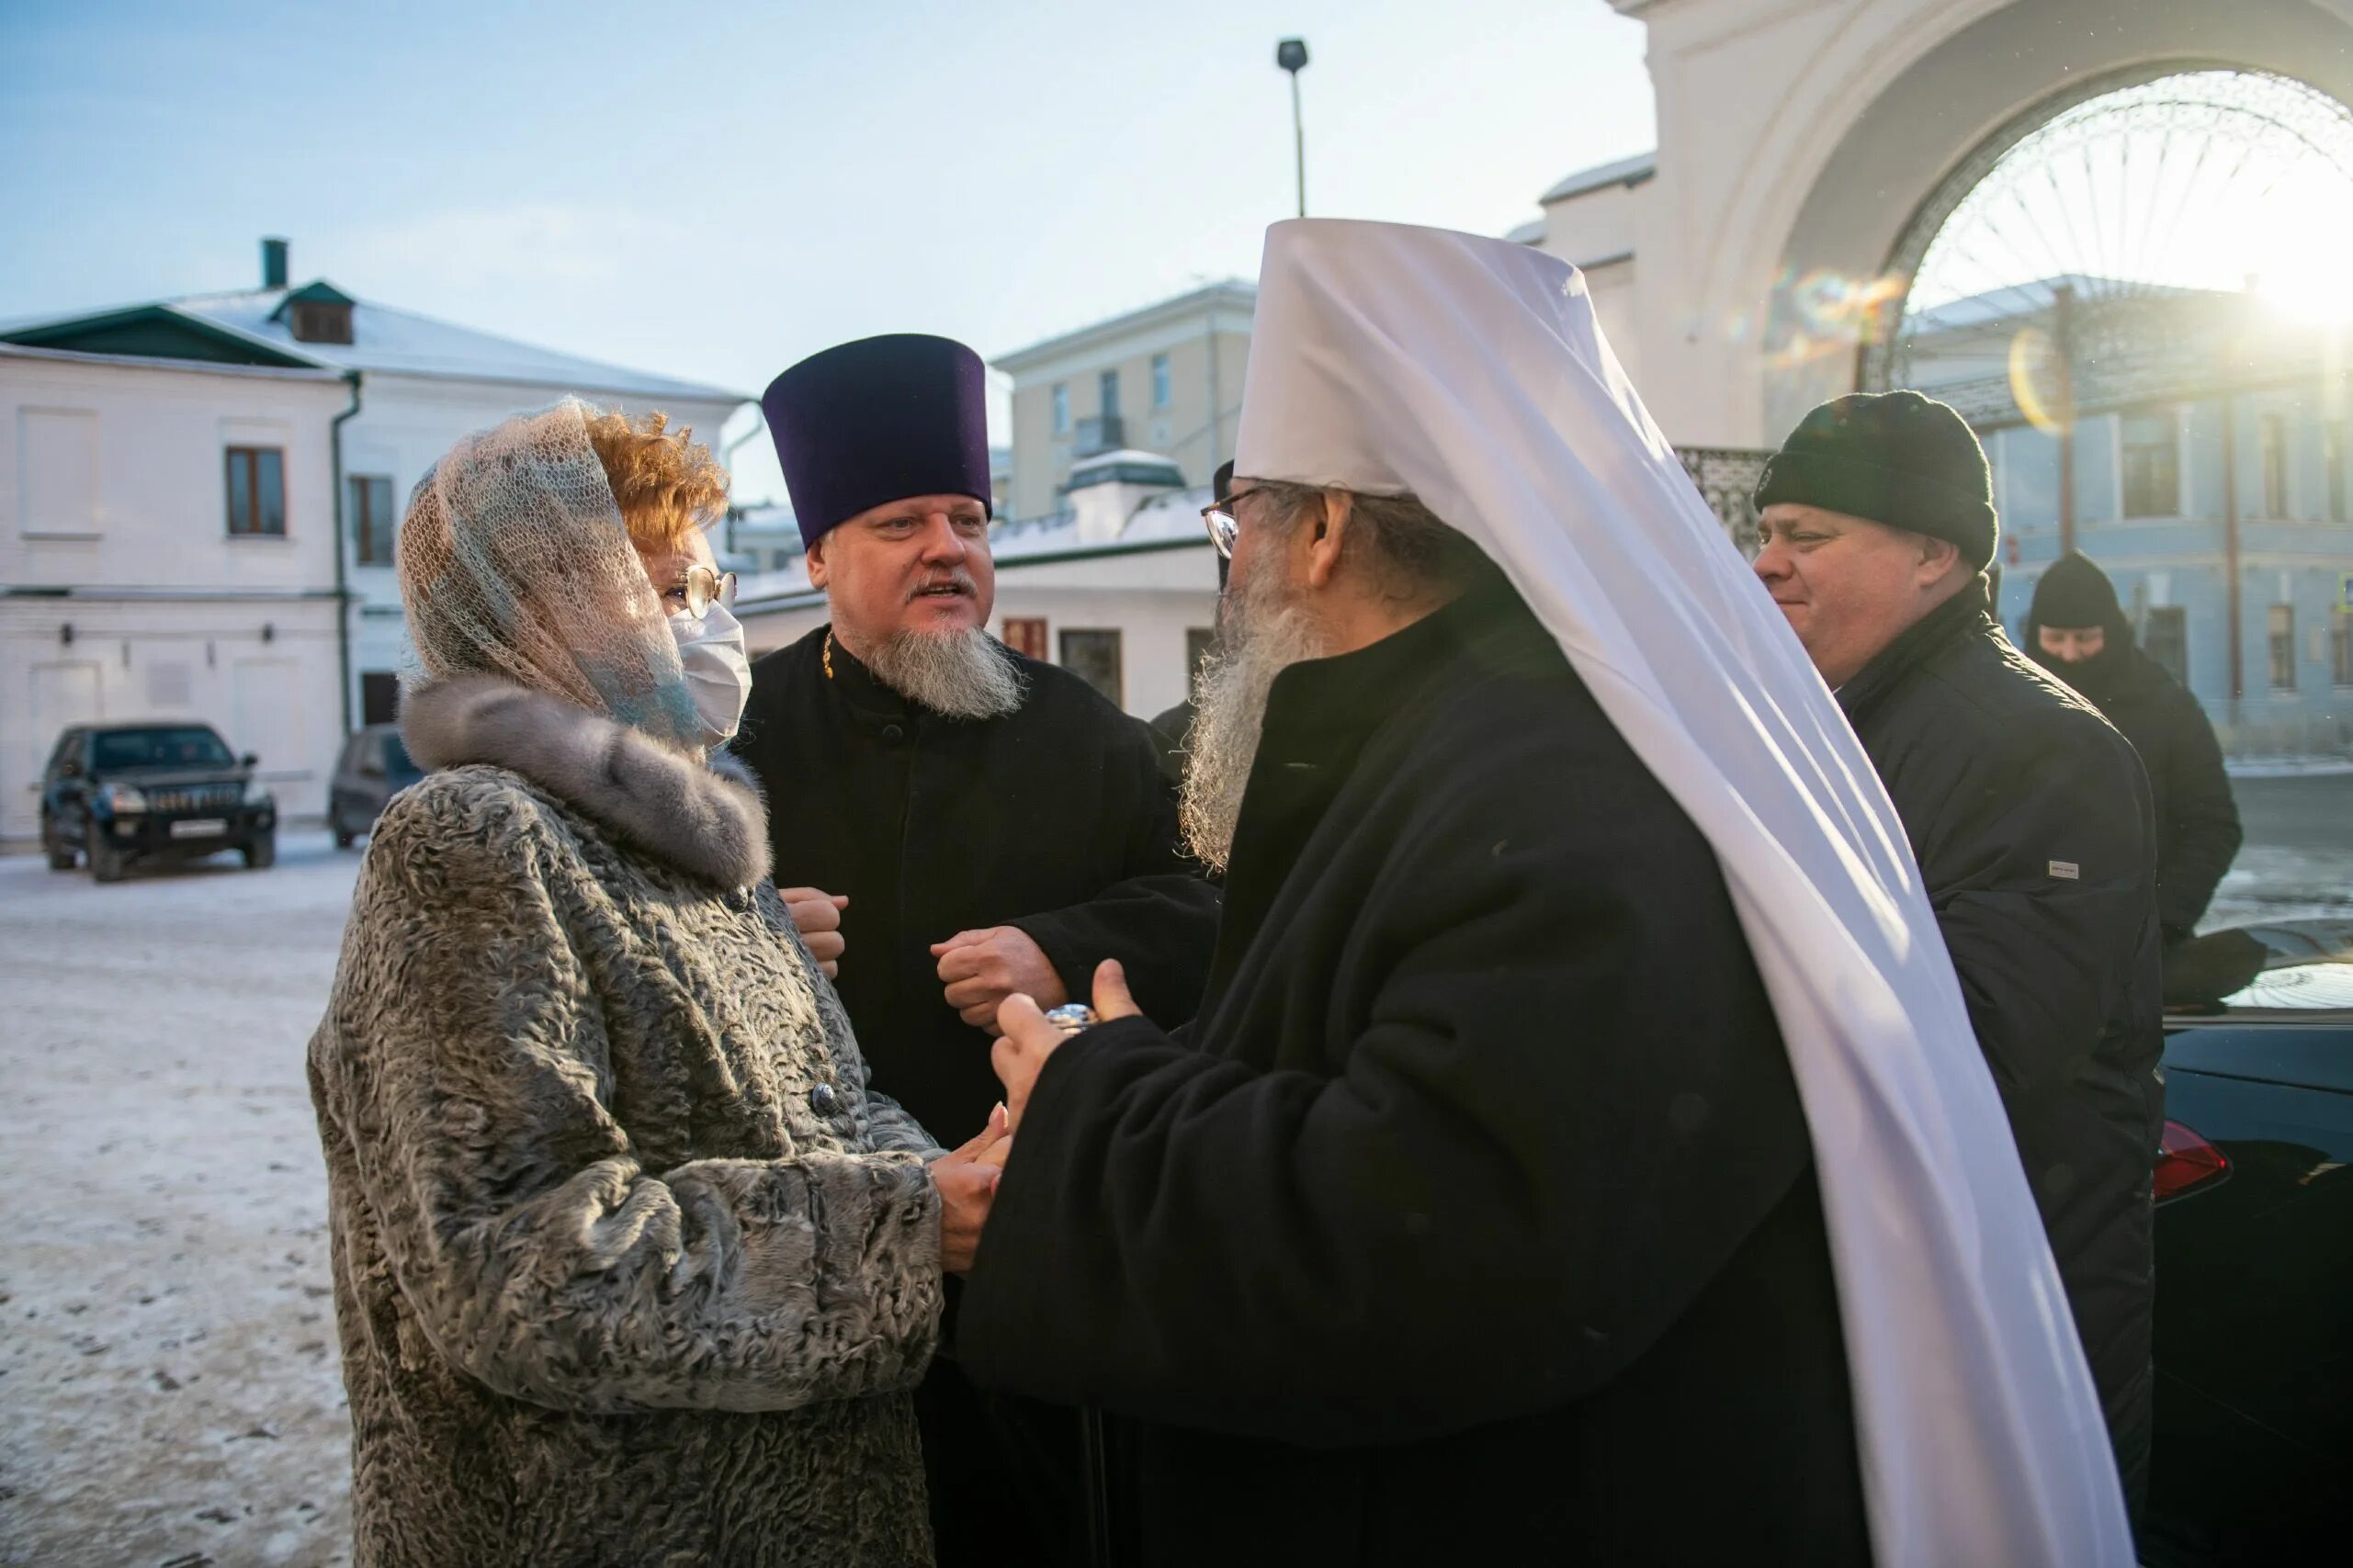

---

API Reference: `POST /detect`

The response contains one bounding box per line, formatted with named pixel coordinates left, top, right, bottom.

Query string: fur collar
left=402, top=677, right=770, bottom=889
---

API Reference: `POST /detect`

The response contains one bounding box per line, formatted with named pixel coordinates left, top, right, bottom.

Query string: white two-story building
left=0, top=342, right=351, bottom=839
left=1, top=239, right=748, bottom=845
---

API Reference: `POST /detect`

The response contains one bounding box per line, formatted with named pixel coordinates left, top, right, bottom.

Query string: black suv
left=40, top=723, right=277, bottom=882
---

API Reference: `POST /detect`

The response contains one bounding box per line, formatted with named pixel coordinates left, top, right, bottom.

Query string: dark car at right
left=2144, top=918, right=2353, bottom=1565
left=327, top=723, right=424, bottom=849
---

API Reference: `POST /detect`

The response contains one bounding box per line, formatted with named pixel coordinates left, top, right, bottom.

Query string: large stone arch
left=1746, top=0, right=2353, bottom=443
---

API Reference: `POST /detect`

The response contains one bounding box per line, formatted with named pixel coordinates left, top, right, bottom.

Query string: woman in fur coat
left=306, top=400, right=999, bottom=1568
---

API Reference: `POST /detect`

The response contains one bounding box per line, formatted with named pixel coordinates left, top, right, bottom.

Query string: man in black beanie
left=2026, top=552, right=2242, bottom=945
left=1752, top=389, right=2165, bottom=1526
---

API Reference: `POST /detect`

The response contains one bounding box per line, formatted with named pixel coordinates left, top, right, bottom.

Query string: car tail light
left=2154, top=1120, right=2228, bottom=1203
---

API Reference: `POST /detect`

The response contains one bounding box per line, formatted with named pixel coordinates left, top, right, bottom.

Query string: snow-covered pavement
left=0, top=773, right=2342, bottom=1568
left=0, top=835, right=358, bottom=1568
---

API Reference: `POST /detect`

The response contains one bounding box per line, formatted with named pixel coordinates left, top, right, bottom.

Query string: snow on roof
left=6, top=285, right=749, bottom=404
left=990, top=484, right=1212, bottom=560
left=1906, top=275, right=2214, bottom=334
left=1538, top=151, right=1657, bottom=206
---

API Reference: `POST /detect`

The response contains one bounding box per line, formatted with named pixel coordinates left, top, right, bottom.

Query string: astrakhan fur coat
left=307, top=677, right=946, bottom=1568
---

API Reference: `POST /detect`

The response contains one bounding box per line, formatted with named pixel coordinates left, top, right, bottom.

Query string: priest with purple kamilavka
left=733, top=333, right=1219, bottom=1564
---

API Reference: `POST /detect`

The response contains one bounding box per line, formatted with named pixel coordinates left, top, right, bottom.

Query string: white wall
left=1591, top=0, right=2353, bottom=447
left=0, top=349, right=348, bottom=839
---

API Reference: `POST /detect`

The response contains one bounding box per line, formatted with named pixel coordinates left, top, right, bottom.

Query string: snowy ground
left=0, top=834, right=357, bottom=1568
left=0, top=775, right=2344, bottom=1568
left=2202, top=773, right=2353, bottom=930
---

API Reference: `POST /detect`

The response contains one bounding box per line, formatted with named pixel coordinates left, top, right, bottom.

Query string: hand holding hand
left=932, top=1104, right=1012, bottom=1276
left=933, top=926, right=1069, bottom=1035
left=992, top=960, right=1140, bottom=1132
left=781, top=887, right=850, bottom=978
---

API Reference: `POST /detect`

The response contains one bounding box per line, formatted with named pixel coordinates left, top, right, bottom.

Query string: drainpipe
left=721, top=410, right=769, bottom=557
left=329, top=369, right=364, bottom=735
left=2054, top=282, right=2077, bottom=557
left=2222, top=397, right=2243, bottom=728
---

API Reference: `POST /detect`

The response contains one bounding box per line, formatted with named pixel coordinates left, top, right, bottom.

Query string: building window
left=360, top=671, right=402, bottom=726
left=2334, top=608, right=2352, bottom=687
left=1060, top=628, right=1124, bottom=705
left=2120, top=412, right=2178, bottom=517
left=350, top=474, right=396, bottom=565
left=1001, top=616, right=1048, bottom=660
left=225, top=446, right=286, bottom=536
left=2259, top=413, right=2288, bottom=518
left=2268, top=603, right=2296, bottom=689
left=1152, top=353, right=1172, bottom=409
left=18, top=408, right=100, bottom=537
left=1051, top=384, right=1069, bottom=435
left=1099, top=369, right=1121, bottom=420
left=1186, top=626, right=1216, bottom=678
left=2144, top=605, right=2188, bottom=686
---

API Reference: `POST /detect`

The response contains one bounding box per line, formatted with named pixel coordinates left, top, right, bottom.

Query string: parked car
left=40, top=722, right=277, bottom=882
left=2145, top=918, right=2353, bottom=1565
left=328, top=723, right=424, bottom=849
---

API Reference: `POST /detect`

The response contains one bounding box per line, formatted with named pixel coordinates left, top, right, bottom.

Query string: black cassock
left=731, top=623, right=1220, bottom=1568
left=731, top=624, right=1220, bottom=1145
left=958, top=585, right=1872, bottom=1567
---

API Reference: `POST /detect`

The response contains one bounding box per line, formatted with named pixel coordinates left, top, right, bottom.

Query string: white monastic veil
left=1235, top=220, right=2132, bottom=1566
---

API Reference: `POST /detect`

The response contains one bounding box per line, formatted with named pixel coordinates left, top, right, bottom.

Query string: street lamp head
left=1276, top=38, right=1308, bottom=74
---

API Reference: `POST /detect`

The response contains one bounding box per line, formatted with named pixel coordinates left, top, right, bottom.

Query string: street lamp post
left=1277, top=38, right=1309, bottom=219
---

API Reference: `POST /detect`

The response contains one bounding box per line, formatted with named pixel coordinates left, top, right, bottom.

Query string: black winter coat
left=959, top=586, right=1871, bottom=1567
left=731, top=626, right=1220, bottom=1146
left=2022, top=606, right=2242, bottom=939
left=1839, top=578, right=2164, bottom=1513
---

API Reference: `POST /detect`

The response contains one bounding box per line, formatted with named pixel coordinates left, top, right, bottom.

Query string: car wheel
left=243, top=832, right=277, bottom=871
left=44, top=825, right=75, bottom=872
left=332, top=810, right=355, bottom=851
left=90, top=838, right=127, bottom=884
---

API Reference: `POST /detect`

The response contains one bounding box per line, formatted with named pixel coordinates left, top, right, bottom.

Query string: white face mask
left=669, top=601, right=752, bottom=750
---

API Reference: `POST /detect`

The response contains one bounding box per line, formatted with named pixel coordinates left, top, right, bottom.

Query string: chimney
left=262, top=237, right=288, bottom=290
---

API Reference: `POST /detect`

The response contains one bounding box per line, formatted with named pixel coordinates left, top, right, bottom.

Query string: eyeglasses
left=673, top=564, right=738, bottom=617
left=1200, top=486, right=1263, bottom=559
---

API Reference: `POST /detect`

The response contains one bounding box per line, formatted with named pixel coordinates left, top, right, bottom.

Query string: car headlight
left=99, top=784, right=148, bottom=813
left=243, top=778, right=274, bottom=807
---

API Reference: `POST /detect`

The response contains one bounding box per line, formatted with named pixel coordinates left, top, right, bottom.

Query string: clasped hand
left=929, top=960, right=1142, bottom=1275
left=932, top=926, right=1068, bottom=1035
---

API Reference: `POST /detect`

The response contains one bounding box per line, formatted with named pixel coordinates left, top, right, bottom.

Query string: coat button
left=809, top=1082, right=840, bottom=1118
left=881, top=724, right=905, bottom=744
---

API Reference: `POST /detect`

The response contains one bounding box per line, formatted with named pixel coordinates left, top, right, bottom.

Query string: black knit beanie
left=2027, top=552, right=2122, bottom=629
left=1753, top=390, right=1997, bottom=568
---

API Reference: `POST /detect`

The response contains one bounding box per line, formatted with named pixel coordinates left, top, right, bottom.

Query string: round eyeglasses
left=1199, top=486, right=1262, bottom=559
left=675, top=564, right=738, bottom=618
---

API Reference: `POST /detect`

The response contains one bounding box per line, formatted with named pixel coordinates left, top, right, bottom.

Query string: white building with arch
left=1528, top=0, right=2353, bottom=750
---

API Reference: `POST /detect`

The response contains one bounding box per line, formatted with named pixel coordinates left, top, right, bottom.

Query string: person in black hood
left=2025, top=552, right=2243, bottom=944
left=1751, top=390, right=2163, bottom=1528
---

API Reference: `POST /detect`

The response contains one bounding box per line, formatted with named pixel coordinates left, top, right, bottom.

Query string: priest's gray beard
left=865, top=626, right=1028, bottom=720
left=1179, top=565, right=1330, bottom=872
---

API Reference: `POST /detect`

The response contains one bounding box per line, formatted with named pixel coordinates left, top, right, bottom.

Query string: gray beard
left=863, top=626, right=1028, bottom=720
left=1178, top=570, right=1329, bottom=872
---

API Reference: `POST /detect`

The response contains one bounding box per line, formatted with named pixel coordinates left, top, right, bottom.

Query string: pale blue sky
left=0, top=0, right=1654, bottom=502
